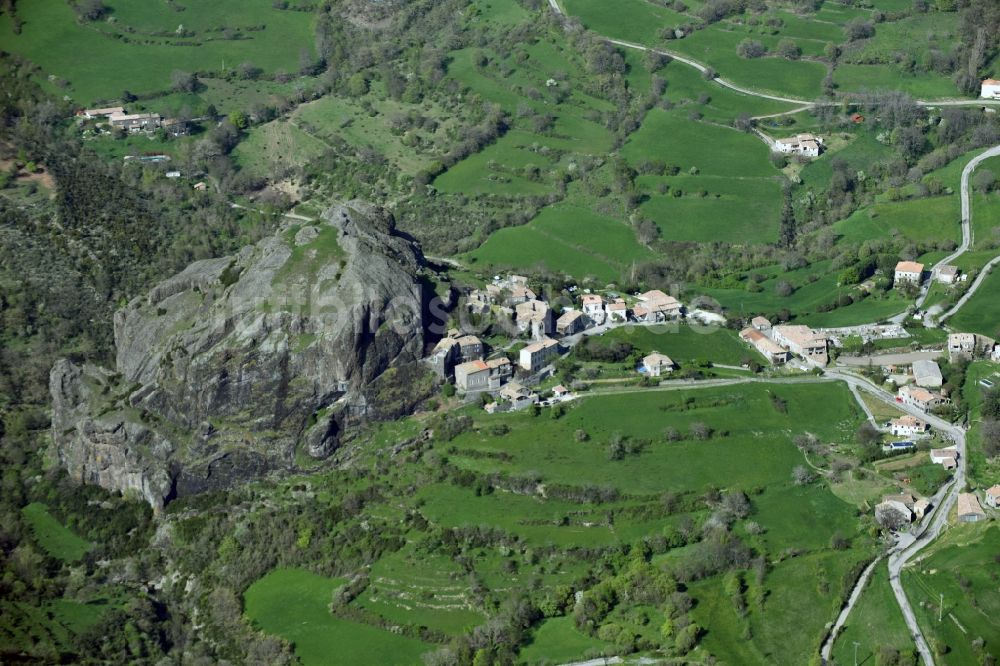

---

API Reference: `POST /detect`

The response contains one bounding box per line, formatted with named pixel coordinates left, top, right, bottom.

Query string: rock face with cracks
left=50, top=202, right=429, bottom=510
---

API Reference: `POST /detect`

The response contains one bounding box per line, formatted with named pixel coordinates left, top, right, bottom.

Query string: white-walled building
left=981, top=78, right=1000, bottom=99
left=894, top=261, right=924, bottom=285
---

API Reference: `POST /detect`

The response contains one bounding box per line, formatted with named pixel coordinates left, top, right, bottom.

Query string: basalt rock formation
left=50, top=202, right=430, bottom=510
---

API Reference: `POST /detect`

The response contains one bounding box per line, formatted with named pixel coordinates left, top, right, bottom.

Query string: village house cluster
left=738, top=316, right=828, bottom=367
left=892, top=260, right=965, bottom=289
left=429, top=275, right=693, bottom=411
left=78, top=106, right=188, bottom=136
left=773, top=133, right=824, bottom=158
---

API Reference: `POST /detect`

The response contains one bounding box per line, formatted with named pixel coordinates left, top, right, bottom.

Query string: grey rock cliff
left=51, top=202, right=429, bottom=510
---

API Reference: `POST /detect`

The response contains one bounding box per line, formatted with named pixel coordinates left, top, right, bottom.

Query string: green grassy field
left=0, top=0, right=315, bottom=104
left=467, top=204, right=652, bottom=283
left=902, top=524, right=1000, bottom=665
left=357, top=547, right=485, bottom=635
left=233, top=119, right=329, bottom=177
left=697, top=260, right=911, bottom=326
left=834, top=196, right=963, bottom=246
left=292, top=94, right=450, bottom=175
left=623, top=109, right=783, bottom=244
left=652, top=56, right=798, bottom=122
left=948, top=267, right=1000, bottom=338
left=831, top=564, right=915, bottom=666
left=244, top=568, right=432, bottom=666
left=962, top=362, right=1000, bottom=487
left=690, top=549, right=870, bottom=665
left=519, top=617, right=612, bottom=664
left=834, top=11, right=962, bottom=98
left=446, top=381, right=862, bottom=495
left=561, top=0, right=827, bottom=99
left=833, top=64, right=958, bottom=98
left=21, top=503, right=92, bottom=562
left=0, top=597, right=114, bottom=655
left=581, top=323, right=762, bottom=367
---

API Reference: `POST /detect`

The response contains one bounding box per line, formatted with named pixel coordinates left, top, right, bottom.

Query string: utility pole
left=939, top=592, right=944, bottom=622
left=853, top=640, right=860, bottom=666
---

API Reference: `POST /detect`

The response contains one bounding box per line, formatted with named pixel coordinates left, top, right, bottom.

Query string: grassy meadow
left=0, top=0, right=314, bottom=104
left=623, top=109, right=784, bottom=244
left=948, top=267, right=1000, bottom=338
left=467, top=205, right=653, bottom=283
left=244, top=568, right=432, bottom=666
left=902, top=525, right=1000, bottom=665
left=21, top=502, right=92, bottom=562
left=445, top=382, right=862, bottom=494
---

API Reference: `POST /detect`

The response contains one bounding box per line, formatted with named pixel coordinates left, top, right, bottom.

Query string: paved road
left=836, top=350, right=943, bottom=367
left=920, top=145, right=1000, bottom=311
left=820, top=555, right=885, bottom=662
left=549, top=0, right=1000, bottom=112
left=827, top=369, right=965, bottom=666
left=938, top=254, right=1000, bottom=323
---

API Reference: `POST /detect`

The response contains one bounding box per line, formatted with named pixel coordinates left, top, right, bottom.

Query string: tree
left=689, top=422, right=712, bottom=440
left=776, top=39, right=801, bottom=60
left=737, top=39, right=767, bottom=59
left=775, top=281, right=794, bottom=297
left=227, top=111, right=249, bottom=130
left=856, top=421, right=882, bottom=447
left=982, top=419, right=1000, bottom=458
left=845, top=18, right=875, bottom=41
left=973, top=168, right=996, bottom=193
left=171, top=70, right=198, bottom=93
left=792, top=465, right=814, bottom=485
left=74, top=0, right=107, bottom=21
left=237, top=61, right=262, bottom=80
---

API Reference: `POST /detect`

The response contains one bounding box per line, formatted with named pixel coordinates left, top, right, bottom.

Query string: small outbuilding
left=957, top=493, right=986, bottom=522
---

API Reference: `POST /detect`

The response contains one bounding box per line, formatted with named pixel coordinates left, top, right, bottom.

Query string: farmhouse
left=634, top=290, right=683, bottom=322
left=981, top=78, right=1000, bottom=99
left=773, top=133, right=823, bottom=158
left=929, top=447, right=958, bottom=466
left=556, top=310, right=587, bottom=336
left=935, top=265, right=960, bottom=284
left=110, top=112, right=162, bottom=133
left=514, top=300, right=553, bottom=340
left=898, top=385, right=949, bottom=412
left=772, top=325, right=828, bottom=365
left=581, top=294, right=605, bottom=323
left=985, top=484, right=1000, bottom=509
left=518, top=338, right=560, bottom=372
left=750, top=316, right=772, bottom=332
left=911, top=359, right=943, bottom=388
left=957, top=493, right=986, bottom=522
left=81, top=106, right=125, bottom=119
left=889, top=415, right=929, bottom=438
left=739, top=328, right=791, bottom=364
left=947, top=332, right=996, bottom=361
left=641, top=352, right=674, bottom=377
left=497, top=382, right=538, bottom=411
left=606, top=300, right=628, bottom=322
left=893, top=261, right=924, bottom=286
left=454, top=357, right=512, bottom=392
left=875, top=498, right=913, bottom=528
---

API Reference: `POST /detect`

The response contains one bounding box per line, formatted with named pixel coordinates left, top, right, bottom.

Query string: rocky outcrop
left=51, top=202, right=430, bottom=510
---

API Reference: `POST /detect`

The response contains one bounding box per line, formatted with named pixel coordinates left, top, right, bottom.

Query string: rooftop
left=522, top=338, right=559, bottom=354
left=957, top=492, right=985, bottom=517
left=895, top=260, right=924, bottom=274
